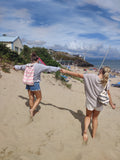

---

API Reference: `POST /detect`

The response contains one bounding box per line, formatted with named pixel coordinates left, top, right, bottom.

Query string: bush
left=0, top=43, right=25, bottom=64
left=1, top=64, right=10, bottom=73
left=0, top=44, right=60, bottom=66
left=32, top=47, right=60, bottom=67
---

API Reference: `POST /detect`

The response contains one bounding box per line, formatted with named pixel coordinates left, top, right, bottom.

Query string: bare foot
left=29, top=109, right=33, bottom=118
left=83, top=132, right=88, bottom=143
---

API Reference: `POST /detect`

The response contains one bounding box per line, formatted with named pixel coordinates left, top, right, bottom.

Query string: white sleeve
left=37, top=64, right=60, bottom=73
left=106, top=80, right=110, bottom=90
left=14, top=65, right=26, bottom=70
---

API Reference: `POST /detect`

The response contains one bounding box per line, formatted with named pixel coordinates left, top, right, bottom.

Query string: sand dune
left=0, top=68, right=120, bottom=160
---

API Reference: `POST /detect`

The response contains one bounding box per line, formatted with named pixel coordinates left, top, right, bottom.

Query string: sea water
left=86, top=58, right=120, bottom=72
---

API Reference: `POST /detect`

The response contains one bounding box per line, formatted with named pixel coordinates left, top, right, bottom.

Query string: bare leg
left=30, top=90, right=42, bottom=117
left=92, top=110, right=100, bottom=138
left=83, top=109, right=93, bottom=142
left=28, top=90, right=34, bottom=109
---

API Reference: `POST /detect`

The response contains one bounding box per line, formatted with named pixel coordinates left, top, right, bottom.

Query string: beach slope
left=0, top=69, right=120, bottom=160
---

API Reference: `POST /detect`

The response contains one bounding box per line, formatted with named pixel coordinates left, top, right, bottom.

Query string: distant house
left=0, top=35, right=23, bottom=54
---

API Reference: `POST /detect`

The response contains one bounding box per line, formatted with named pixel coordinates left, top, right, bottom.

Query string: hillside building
left=0, top=35, right=23, bottom=54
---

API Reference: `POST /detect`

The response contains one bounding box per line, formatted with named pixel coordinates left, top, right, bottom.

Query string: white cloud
left=0, top=0, right=120, bottom=58
left=111, top=15, right=120, bottom=22
left=0, top=7, right=33, bottom=27
left=24, top=39, right=46, bottom=46
left=84, top=0, right=120, bottom=12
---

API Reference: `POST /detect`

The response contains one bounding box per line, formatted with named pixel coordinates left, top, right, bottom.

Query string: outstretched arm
left=61, top=69, right=84, bottom=78
left=107, top=90, right=116, bottom=109
left=13, top=65, right=26, bottom=71
left=38, top=64, right=60, bottom=73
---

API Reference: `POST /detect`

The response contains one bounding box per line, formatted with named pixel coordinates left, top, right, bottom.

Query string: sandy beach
left=0, top=68, right=120, bottom=160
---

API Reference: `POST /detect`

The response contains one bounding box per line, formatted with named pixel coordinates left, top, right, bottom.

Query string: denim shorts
left=26, top=82, right=40, bottom=91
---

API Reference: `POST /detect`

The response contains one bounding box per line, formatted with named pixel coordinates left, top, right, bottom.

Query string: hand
left=60, top=69, right=66, bottom=74
left=13, top=66, right=16, bottom=70
left=111, top=103, right=116, bottom=109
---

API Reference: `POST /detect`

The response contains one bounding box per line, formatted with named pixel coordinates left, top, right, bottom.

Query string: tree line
left=0, top=43, right=60, bottom=67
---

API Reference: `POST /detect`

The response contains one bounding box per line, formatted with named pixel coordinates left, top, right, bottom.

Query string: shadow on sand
left=40, top=102, right=92, bottom=136
left=18, top=95, right=92, bottom=136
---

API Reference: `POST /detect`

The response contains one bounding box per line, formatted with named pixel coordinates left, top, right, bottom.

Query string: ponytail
left=101, top=66, right=111, bottom=86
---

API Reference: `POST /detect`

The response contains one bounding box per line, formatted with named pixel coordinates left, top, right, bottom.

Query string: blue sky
left=0, top=0, right=120, bottom=59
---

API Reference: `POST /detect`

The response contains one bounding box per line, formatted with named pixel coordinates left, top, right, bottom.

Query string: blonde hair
left=101, top=66, right=111, bottom=86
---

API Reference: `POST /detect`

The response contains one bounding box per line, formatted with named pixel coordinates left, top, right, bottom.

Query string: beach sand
left=0, top=68, right=120, bottom=160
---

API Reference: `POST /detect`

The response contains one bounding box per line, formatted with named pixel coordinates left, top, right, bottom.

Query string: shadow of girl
left=18, top=96, right=92, bottom=136
left=40, top=102, right=92, bottom=136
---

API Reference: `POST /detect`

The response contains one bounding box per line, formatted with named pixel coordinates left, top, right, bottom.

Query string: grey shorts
left=86, top=101, right=103, bottom=112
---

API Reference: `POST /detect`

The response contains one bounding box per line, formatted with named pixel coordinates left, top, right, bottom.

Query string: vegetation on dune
left=31, top=47, right=60, bottom=67
left=0, top=43, right=71, bottom=88
left=0, top=43, right=24, bottom=64
left=0, top=43, right=88, bottom=88
left=0, top=43, right=60, bottom=72
left=55, top=71, right=72, bottom=89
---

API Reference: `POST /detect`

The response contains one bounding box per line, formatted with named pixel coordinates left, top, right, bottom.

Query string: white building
left=0, top=35, right=23, bottom=54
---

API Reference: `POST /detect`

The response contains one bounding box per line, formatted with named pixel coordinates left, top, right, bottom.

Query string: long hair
left=31, top=52, right=39, bottom=62
left=101, top=66, right=111, bottom=86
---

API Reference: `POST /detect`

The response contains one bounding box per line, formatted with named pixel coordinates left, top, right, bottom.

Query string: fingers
left=112, top=104, right=116, bottom=109
left=13, top=66, right=17, bottom=71
left=60, top=69, right=65, bottom=73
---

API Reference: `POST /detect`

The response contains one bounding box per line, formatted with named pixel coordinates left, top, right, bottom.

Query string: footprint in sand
left=46, top=130, right=54, bottom=140
left=0, top=146, right=16, bottom=160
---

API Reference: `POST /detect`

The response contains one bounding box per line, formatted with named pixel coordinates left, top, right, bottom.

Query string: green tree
left=32, top=47, right=60, bottom=67
left=20, top=45, right=31, bottom=63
